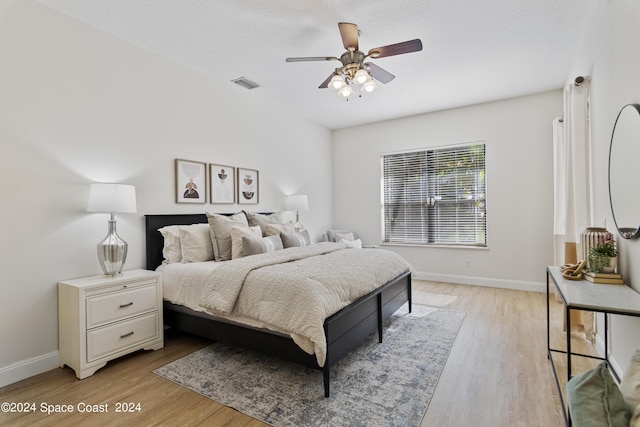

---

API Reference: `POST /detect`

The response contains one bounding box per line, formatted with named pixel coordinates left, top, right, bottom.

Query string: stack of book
left=583, top=271, right=624, bottom=285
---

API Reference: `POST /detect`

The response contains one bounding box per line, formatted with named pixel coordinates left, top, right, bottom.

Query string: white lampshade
left=354, top=69, right=369, bottom=84
left=362, top=78, right=377, bottom=93
left=87, top=183, right=137, bottom=214
left=285, top=194, right=309, bottom=211
left=337, top=84, right=354, bottom=98
left=329, top=75, right=345, bottom=90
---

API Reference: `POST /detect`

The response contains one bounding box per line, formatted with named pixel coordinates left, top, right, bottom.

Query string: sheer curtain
left=553, top=77, right=594, bottom=340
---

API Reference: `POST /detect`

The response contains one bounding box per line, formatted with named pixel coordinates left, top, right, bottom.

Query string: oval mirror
left=609, top=103, right=640, bottom=239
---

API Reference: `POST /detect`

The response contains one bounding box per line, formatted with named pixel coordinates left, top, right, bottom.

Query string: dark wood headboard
left=145, top=213, right=208, bottom=270
left=144, top=212, right=273, bottom=270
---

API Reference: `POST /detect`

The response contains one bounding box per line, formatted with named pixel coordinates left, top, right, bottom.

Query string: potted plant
left=587, top=235, right=617, bottom=273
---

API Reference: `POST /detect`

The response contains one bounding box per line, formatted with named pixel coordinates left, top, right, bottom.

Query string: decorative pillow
left=281, top=229, right=311, bottom=248
left=242, top=235, right=284, bottom=256
left=265, top=221, right=295, bottom=237
left=206, top=212, right=249, bottom=261
left=621, top=349, right=640, bottom=426
left=335, top=232, right=355, bottom=242
left=327, top=229, right=358, bottom=242
left=567, top=362, right=630, bottom=427
left=158, top=225, right=183, bottom=264
left=179, top=224, right=215, bottom=263
left=244, top=211, right=284, bottom=236
left=230, top=226, right=262, bottom=259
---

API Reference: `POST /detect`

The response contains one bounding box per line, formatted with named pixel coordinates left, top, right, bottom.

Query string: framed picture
left=237, top=167, right=259, bottom=204
left=175, top=159, right=207, bottom=204
left=209, top=164, right=236, bottom=204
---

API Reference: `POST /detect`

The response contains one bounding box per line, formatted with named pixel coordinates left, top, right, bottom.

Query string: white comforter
left=198, top=242, right=412, bottom=366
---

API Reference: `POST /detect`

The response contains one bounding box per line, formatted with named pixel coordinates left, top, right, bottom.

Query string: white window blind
left=381, top=143, right=486, bottom=246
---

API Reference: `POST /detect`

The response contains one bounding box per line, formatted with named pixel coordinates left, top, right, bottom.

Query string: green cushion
left=567, top=362, right=630, bottom=427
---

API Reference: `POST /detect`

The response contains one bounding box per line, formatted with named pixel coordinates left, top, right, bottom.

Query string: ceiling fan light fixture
left=286, top=22, right=422, bottom=99
left=337, top=84, right=354, bottom=98
left=329, top=75, right=346, bottom=90
left=362, top=78, right=377, bottom=93
left=354, top=68, right=369, bottom=84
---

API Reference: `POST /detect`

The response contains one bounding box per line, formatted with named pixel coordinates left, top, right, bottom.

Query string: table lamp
left=285, top=194, right=309, bottom=233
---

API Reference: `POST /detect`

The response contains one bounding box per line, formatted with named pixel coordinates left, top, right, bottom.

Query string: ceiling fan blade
left=368, top=39, right=423, bottom=58
left=318, top=72, right=336, bottom=89
left=338, top=22, right=359, bottom=51
left=365, top=63, right=395, bottom=83
left=286, top=56, right=339, bottom=62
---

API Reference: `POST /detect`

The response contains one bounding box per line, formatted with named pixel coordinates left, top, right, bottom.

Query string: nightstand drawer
left=86, top=285, right=157, bottom=328
left=87, top=312, right=159, bottom=362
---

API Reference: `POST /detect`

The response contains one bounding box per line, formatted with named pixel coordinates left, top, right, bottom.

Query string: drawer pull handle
left=120, top=331, right=134, bottom=339
left=119, top=302, right=134, bottom=308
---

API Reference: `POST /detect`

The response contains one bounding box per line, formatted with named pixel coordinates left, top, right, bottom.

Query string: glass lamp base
left=97, top=220, right=128, bottom=276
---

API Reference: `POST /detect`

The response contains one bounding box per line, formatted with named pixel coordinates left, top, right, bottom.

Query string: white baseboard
left=0, top=351, right=59, bottom=388
left=413, top=271, right=546, bottom=293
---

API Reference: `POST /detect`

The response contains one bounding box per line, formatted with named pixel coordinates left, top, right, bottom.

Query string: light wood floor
left=0, top=280, right=599, bottom=426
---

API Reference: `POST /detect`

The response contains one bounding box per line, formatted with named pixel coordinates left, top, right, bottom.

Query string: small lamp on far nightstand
left=87, top=183, right=137, bottom=277
left=285, top=194, right=309, bottom=233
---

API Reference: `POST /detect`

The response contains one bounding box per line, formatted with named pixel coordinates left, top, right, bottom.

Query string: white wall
left=568, top=0, right=640, bottom=371
left=333, top=91, right=563, bottom=290
left=7, top=0, right=637, bottom=388
left=0, top=0, right=333, bottom=386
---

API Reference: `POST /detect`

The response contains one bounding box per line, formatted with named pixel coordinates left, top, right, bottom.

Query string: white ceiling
left=36, top=0, right=596, bottom=130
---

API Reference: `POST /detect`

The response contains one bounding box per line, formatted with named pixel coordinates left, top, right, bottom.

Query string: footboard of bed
left=323, top=270, right=412, bottom=397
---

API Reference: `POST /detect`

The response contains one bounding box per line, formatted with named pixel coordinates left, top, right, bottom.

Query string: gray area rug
left=154, top=305, right=465, bottom=426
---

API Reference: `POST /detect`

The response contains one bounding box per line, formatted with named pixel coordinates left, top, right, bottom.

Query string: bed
left=145, top=213, right=412, bottom=397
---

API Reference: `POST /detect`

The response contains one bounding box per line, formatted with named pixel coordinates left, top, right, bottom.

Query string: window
left=381, top=143, right=486, bottom=246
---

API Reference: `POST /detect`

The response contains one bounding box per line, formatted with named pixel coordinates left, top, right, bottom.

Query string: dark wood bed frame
left=145, top=213, right=412, bottom=397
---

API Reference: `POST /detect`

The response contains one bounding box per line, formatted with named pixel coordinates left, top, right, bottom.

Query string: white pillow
left=180, top=223, right=214, bottom=263
left=230, top=226, right=262, bottom=259
left=159, top=225, right=183, bottom=264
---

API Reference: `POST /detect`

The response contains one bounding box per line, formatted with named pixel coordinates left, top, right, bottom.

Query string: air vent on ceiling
left=231, top=77, right=260, bottom=90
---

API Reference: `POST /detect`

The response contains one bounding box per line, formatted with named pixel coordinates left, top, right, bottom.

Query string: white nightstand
left=58, top=269, right=164, bottom=379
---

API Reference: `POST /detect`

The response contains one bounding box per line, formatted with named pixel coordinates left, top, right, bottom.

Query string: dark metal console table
left=546, top=266, right=640, bottom=426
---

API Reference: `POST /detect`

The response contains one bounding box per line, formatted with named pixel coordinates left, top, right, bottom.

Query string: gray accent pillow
left=335, top=232, right=355, bottom=242
left=206, top=212, right=249, bottom=261
left=244, top=211, right=284, bottom=236
left=265, top=222, right=295, bottom=236
left=281, top=229, right=311, bottom=248
left=327, top=229, right=358, bottom=242
left=242, top=235, right=284, bottom=256
left=230, top=226, right=262, bottom=259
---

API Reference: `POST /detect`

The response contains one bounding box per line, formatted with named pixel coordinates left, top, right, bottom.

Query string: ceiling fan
left=286, top=22, right=422, bottom=98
